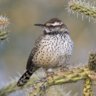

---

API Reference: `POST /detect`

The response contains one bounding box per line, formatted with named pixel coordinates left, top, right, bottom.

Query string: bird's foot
left=46, top=68, right=57, bottom=78
left=60, top=66, right=69, bottom=72
left=40, top=82, right=47, bottom=91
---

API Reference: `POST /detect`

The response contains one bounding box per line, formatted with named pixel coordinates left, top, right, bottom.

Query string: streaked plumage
left=17, top=18, right=73, bottom=86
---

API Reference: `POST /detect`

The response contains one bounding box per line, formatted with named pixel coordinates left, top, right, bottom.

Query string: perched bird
left=17, top=18, right=73, bottom=86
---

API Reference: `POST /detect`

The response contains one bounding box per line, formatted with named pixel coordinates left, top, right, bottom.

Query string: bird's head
left=34, top=18, right=69, bottom=34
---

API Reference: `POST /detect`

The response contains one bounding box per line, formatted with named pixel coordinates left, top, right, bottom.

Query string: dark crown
left=45, top=18, right=64, bottom=27
left=45, top=18, right=61, bottom=24
left=34, top=18, right=64, bottom=27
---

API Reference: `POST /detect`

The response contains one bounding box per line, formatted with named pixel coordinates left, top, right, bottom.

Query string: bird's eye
left=64, top=31, right=69, bottom=34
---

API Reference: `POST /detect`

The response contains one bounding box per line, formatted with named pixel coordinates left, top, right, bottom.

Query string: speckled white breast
left=32, top=33, right=73, bottom=68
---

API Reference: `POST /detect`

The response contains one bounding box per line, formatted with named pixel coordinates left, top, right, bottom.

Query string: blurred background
left=0, top=0, right=96, bottom=96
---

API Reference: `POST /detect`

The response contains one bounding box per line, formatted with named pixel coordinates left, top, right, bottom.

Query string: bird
left=17, top=18, right=73, bottom=86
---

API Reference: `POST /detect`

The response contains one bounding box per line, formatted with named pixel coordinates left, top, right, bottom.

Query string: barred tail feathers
left=17, top=70, right=33, bottom=86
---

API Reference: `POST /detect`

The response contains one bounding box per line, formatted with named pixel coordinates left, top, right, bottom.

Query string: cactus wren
left=17, top=18, right=73, bottom=86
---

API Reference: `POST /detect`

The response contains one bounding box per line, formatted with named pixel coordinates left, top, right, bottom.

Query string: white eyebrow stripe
left=47, top=22, right=63, bottom=26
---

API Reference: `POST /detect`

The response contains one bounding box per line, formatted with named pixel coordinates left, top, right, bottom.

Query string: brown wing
left=26, top=35, right=43, bottom=70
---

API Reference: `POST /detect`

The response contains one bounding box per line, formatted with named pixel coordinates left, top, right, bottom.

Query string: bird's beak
left=34, top=24, right=45, bottom=27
